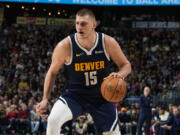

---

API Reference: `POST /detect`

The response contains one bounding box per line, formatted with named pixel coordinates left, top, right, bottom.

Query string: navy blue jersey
left=63, top=32, right=110, bottom=96
left=59, top=33, right=119, bottom=133
left=139, top=95, right=153, bottom=114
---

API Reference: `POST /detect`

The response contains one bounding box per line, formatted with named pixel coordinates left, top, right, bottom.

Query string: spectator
left=130, top=108, right=139, bottom=135
left=151, top=108, right=160, bottom=135
left=171, top=106, right=180, bottom=135
left=16, top=103, right=31, bottom=133
left=161, top=104, right=174, bottom=135
left=30, top=105, right=40, bottom=133
left=74, top=115, right=88, bottom=135
left=118, top=107, right=131, bottom=134
left=161, top=106, right=180, bottom=135
left=158, top=106, right=169, bottom=135
left=0, top=109, right=9, bottom=134
left=7, top=104, right=18, bottom=133
left=84, top=113, right=95, bottom=134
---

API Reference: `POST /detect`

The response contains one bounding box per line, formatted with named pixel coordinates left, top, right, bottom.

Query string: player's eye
left=76, top=22, right=87, bottom=27
left=80, top=22, right=87, bottom=27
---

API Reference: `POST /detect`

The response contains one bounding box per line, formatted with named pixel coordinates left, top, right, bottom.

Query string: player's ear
left=93, top=20, right=97, bottom=29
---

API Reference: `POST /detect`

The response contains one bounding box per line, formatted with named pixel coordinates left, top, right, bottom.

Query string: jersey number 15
left=84, top=71, right=97, bottom=86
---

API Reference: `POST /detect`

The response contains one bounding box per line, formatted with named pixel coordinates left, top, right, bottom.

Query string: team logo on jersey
left=75, top=61, right=105, bottom=71
left=76, top=52, right=84, bottom=57
left=95, top=50, right=103, bottom=54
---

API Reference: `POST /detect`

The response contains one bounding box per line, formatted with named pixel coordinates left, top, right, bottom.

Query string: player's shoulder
left=57, top=36, right=71, bottom=50
left=52, top=36, right=71, bottom=63
left=103, top=33, right=117, bottom=43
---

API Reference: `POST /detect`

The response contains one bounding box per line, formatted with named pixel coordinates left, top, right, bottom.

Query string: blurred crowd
left=116, top=103, right=180, bottom=135
left=0, top=16, right=179, bottom=135
left=101, top=27, right=180, bottom=96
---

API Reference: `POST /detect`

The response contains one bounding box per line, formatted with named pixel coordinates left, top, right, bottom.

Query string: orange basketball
left=101, top=77, right=127, bottom=103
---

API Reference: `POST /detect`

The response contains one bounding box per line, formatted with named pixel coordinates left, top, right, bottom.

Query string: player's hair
left=76, top=8, right=96, bottom=20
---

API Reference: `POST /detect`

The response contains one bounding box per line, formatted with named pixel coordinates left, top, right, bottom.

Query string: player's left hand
left=104, top=72, right=124, bottom=80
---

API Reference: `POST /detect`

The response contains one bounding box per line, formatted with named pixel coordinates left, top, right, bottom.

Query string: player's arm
left=36, top=37, right=70, bottom=115
left=104, top=34, right=131, bottom=79
left=43, top=38, right=70, bottom=101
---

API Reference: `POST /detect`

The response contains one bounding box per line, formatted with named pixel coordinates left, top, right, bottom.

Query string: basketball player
left=36, top=8, right=131, bottom=135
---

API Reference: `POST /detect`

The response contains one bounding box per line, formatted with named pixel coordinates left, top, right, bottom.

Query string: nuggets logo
left=75, top=61, right=104, bottom=71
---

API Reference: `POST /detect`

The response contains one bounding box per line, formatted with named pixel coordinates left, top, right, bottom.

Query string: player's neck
left=77, top=31, right=97, bottom=51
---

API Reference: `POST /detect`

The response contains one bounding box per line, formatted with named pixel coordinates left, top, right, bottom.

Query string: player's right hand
left=36, top=99, right=48, bottom=117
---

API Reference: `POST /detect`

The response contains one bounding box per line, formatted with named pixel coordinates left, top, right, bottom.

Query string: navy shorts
left=59, top=90, right=118, bottom=133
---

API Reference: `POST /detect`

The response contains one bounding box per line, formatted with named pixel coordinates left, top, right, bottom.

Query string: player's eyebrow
left=76, top=21, right=88, bottom=26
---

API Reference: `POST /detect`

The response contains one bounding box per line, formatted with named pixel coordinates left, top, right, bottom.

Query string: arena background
left=0, top=0, right=179, bottom=135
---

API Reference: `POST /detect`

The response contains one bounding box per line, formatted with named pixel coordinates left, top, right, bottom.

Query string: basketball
left=101, top=77, right=127, bottom=103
